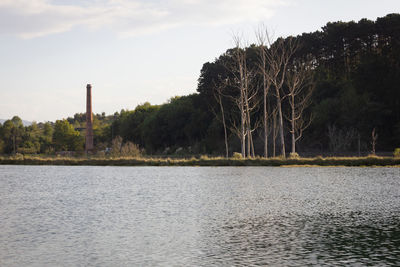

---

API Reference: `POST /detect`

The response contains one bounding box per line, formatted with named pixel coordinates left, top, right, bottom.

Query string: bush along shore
left=1, top=155, right=400, bottom=167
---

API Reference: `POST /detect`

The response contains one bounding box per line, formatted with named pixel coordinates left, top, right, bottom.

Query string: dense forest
left=1, top=14, right=399, bottom=157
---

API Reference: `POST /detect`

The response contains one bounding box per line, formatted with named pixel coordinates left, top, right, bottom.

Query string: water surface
left=0, top=166, right=399, bottom=266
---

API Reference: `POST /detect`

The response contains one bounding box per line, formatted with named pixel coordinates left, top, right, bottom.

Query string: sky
left=0, top=0, right=399, bottom=122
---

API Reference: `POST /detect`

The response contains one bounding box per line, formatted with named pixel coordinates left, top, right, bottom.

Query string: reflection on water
left=207, top=213, right=400, bottom=266
left=0, top=166, right=399, bottom=266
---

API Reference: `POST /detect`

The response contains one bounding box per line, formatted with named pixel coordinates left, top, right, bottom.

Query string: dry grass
left=1, top=154, right=400, bottom=167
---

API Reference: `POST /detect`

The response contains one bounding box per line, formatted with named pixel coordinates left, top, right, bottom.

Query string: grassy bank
left=1, top=155, right=400, bottom=167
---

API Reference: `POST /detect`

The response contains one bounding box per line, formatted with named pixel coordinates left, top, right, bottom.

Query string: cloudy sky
left=0, top=0, right=399, bottom=122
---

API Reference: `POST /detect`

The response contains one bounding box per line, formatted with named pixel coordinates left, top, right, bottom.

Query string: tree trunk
left=264, top=90, right=268, bottom=157
left=247, top=129, right=251, bottom=157
left=273, top=109, right=277, bottom=157
left=244, top=62, right=252, bottom=158
left=291, top=94, right=296, bottom=154
left=250, top=132, right=255, bottom=157
left=240, top=94, right=246, bottom=158
left=237, top=47, right=246, bottom=158
left=13, top=134, right=16, bottom=155
left=263, top=57, right=268, bottom=158
left=291, top=116, right=295, bottom=154
left=245, top=89, right=251, bottom=158
left=245, top=94, right=252, bottom=158
left=218, top=93, right=229, bottom=158
left=276, top=88, right=286, bottom=157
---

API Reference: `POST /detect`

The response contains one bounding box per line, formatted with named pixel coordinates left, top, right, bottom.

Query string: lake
left=0, top=166, right=399, bottom=266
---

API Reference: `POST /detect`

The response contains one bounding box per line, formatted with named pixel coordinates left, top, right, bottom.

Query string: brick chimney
left=85, top=84, right=94, bottom=152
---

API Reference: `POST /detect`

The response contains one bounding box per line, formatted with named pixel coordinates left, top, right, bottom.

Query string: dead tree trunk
left=272, top=107, right=278, bottom=157
left=371, top=128, right=378, bottom=155
left=232, top=35, right=260, bottom=158
left=265, top=37, right=298, bottom=157
left=276, top=88, right=285, bottom=157
left=256, top=27, right=271, bottom=158
left=220, top=34, right=262, bottom=158
left=213, top=86, right=229, bottom=158
left=239, top=59, right=246, bottom=158
left=244, top=64, right=251, bottom=158
left=219, top=93, right=229, bottom=158
left=232, top=36, right=247, bottom=158
left=285, top=59, right=314, bottom=155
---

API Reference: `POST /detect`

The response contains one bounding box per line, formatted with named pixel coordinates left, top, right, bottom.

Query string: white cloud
left=0, top=0, right=289, bottom=38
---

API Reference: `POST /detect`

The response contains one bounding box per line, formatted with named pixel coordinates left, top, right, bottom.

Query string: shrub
left=394, top=148, right=400, bottom=158
left=232, top=152, right=243, bottom=159
left=44, top=147, right=55, bottom=155
left=96, top=150, right=106, bottom=157
left=120, top=142, right=141, bottom=157
left=199, top=155, right=209, bottom=160
left=175, top=147, right=184, bottom=155
left=17, top=147, right=37, bottom=154
left=289, top=152, right=300, bottom=159
left=110, top=136, right=123, bottom=157
left=12, top=153, right=24, bottom=160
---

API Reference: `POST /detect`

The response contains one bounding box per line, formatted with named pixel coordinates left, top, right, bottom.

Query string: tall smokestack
left=85, top=84, right=94, bottom=152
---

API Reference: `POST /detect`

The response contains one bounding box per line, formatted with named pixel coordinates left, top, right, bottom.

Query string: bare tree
left=327, top=125, right=357, bottom=153
left=243, top=64, right=261, bottom=158
left=222, top=34, right=260, bottom=158
left=285, top=58, right=315, bottom=155
left=223, top=78, right=260, bottom=158
left=256, top=26, right=272, bottom=158
left=212, top=79, right=229, bottom=158
left=232, top=34, right=247, bottom=157
left=264, top=36, right=298, bottom=157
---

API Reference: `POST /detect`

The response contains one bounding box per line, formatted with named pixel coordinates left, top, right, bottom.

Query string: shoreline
left=1, top=155, right=399, bottom=167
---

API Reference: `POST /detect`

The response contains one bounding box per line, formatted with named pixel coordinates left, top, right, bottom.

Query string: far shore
left=1, top=155, right=399, bottom=167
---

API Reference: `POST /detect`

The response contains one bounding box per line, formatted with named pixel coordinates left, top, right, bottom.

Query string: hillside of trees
left=1, top=14, right=399, bottom=156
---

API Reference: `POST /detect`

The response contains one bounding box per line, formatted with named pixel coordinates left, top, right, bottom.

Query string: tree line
left=1, top=14, right=399, bottom=156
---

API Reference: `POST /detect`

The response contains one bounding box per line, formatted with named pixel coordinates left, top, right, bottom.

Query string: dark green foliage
left=143, top=95, right=211, bottom=152
left=0, top=116, right=25, bottom=154
left=53, top=120, right=84, bottom=151
left=111, top=102, right=160, bottom=148
left=110, top=95, right=213, bottom=154
left=300, top=14, right=400, bottom=151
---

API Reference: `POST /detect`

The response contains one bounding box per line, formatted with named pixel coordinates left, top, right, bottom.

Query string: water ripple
left=0, top=166, right=399, bottom=266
